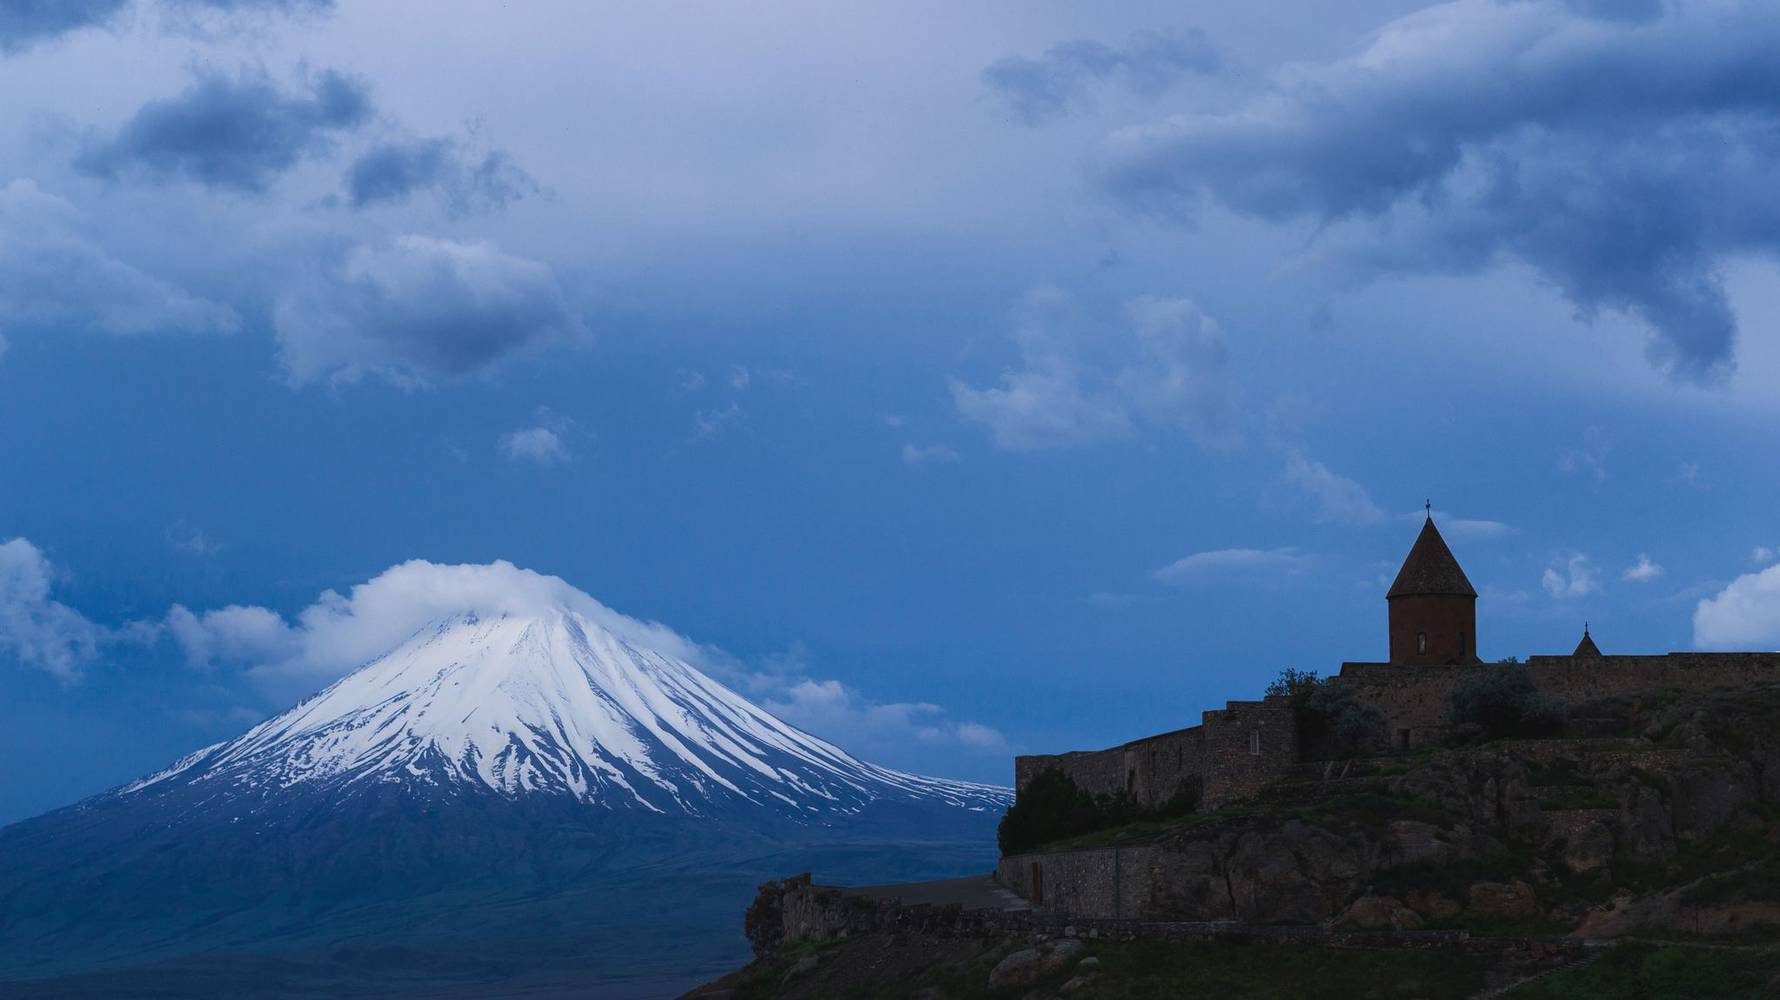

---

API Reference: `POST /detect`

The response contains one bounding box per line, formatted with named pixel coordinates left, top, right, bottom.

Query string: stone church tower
left=1387, top=513, right=1479, bottom=665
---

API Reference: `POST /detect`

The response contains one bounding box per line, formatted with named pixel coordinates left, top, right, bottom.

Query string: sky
left=4, top=0, right=1780, bottom=825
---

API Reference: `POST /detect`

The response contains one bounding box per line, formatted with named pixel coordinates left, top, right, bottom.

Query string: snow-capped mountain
left=0, top=599, right=1008, bottom=993
left=126, top=608, right=1005, bottom=819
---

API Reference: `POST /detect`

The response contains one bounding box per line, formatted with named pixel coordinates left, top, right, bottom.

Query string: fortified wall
left=1012, top=514, right=1780, bottom=812
left=1334, top=652, right=1780, bottom=750
left=1014, top=696, right=1298, bottom=810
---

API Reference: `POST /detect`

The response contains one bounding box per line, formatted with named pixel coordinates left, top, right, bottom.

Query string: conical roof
left=1573, top=626, right=1602, bottom=657
left=1387, top=516, right=1477, bottom=599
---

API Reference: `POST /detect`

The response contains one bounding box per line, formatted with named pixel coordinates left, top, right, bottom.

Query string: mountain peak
left=126, top=609, right=1007, bottom=820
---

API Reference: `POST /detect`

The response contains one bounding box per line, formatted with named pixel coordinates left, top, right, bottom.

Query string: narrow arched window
left=1459, top=632, right=1467, bottom=656
left=1418, top=632, right=1427, bottom=654
left=1249, top=730, right=1262, bottom=756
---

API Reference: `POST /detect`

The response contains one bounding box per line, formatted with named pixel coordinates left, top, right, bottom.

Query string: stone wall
left=1013, top=696, right=1298, bottom=810
left=996, top=846, right=1162, bottom=919
left=1013, top=653, right=1780, bottom=830
left=1334, top=652, right=1780, bottom=750
left=746, top=873, right=1582, bottom=963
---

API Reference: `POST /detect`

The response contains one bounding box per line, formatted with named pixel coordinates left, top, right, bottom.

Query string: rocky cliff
left=1002, top=684, right=1780, bottom=937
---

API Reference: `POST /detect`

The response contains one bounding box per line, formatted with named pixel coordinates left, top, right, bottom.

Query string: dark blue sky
left=4, top=0, right=1780, bottom=825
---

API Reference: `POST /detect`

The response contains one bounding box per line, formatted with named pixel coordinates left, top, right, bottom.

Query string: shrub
left=1449, top=666, right=1567, bottom=740
left=998, top=769, right=1203, bottom=856
left=1266, top=668, right=1385, bottom=760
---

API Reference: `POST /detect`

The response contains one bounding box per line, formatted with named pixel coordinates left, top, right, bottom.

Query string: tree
left=1450, top=665, right=1566, bottom=739
left=1266, top=668, right=1385, bottom=760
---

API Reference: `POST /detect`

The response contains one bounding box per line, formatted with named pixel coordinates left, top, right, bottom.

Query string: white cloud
left=167, top=522, right=221, bottom=556
left=728, top=365, right=751, bottom=390
left=167, top=558, right=712, bottom=685
left=0, top=179, right=239, bottom=340
left=1560, top=428, right=1611, bottom=484
left=763, top=678, right=1009, bottom=755
left=1694, top=564, right=1780, bottom=650
left=166, top=603, right=302, bottom=670
left=901, top=443, right=960, bottom=465
left=499, top=426, right=570, bottom=466
left=952, top=288, right=1238, bottom=451
left=273, top=234, right=586, bottom=386
left=1406, top=509, right=1514, bottom=540
left=1542, top=554, right=1601, bottom=598
left=691, top=402, right=744, bottom=440
left=1152, top=547, right=1309, bottom=586
left=1752, top=546, right=1776, bottom=565
left=1622, top=553, right=1664, bottom=583
left=0, top=538, right=105, bottom=681
left=1284, top=451, right=1384, bottom=525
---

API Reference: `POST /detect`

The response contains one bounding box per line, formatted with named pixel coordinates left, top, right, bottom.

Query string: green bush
left=1267, top=669, right=1386, bottom=760
left=998, top=769, right=1201, bottom=856
left=1450, top=666, right=1567, bottom=740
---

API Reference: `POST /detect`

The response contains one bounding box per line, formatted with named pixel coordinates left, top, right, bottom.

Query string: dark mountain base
left=0, top=780, right=1000, bottom=998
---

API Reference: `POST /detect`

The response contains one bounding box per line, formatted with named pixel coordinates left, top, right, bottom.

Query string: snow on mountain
left=125, top=608, right=1010, bottom=819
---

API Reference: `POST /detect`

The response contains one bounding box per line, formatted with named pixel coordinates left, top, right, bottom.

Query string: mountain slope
left=126, top=609, right=1003, bottom=819
left=0, top=606, right=1008, bottom=995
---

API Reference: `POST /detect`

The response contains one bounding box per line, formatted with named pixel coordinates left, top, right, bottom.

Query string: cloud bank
left=1100, top=0, right=1780, bottom=381
left=273, top=234, right=586, bottom=385
left=79, top=67, right=370, bottom=192
left=953, top=288, right=1239, bottom=451
left=345, top=137, right=534, bottom=214
left=0, top=179, right=239, bottom=337
left=984, top=29, right=1219, bottom=125
left=0, top=0, right=332, bottom=54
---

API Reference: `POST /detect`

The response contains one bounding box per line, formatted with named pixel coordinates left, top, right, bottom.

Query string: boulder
left=988, top=948, right=1045, bottom=987
left=1344, top=895, right=1424, bottom=931
left=1468, top=880, right=1538, bottom=918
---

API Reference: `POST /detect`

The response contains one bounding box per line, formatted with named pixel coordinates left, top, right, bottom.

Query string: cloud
left=1561, top=428, right=1611, bottom=484
left=167, top=522, right=222, bottom=555
left=1542, top=554, right=1600, bottom=598
left=1694, top=564, right=1780, bottom=649
left=1098, top=1, right=1780, bottom=381
left=1406, top=509, right=1514, bottom=540
left=273, top=234, right=586, bottom=385
left=499, top=426, right=570, bottom=466
left=1623, top=553, right=1664, bottom=583
left=0, top=538, right=104, bottom=681
left=691, top=402, right=744, bottom=440
left=1152, top=547, right=1309, bottom=586
left=0, top=179, right=239, bottom=337
left=1753, top=546, right=1776, bottom=565
left=1283, top=451, right=1384, bottom=525
left=984, top=29, right=1219, bottom=125
left=345, top=137, right=534, bottom=214
left=164, top=559, right=1008, bottom=755
left=0, top=0, right=333, bottom=54
left=166, top=558, right=714, bottom=684
left=166, top=603, right=301, bottom=669
left=901, top=443, right=960, bottom=465
left=0, top=0, right=130, bottom=54
left=78, top=67, right=370, bottom=192
left=952, top=288, right=1239, bottom=451
left=763, top=679, right=1010, bottom=755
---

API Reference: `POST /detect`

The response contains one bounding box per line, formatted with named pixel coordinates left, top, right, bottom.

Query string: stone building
left=1013, top=513, right=1780, bottom=809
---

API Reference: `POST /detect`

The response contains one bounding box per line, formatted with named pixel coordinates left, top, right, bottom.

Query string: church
left=1014, top=514, right=1779, bottom=811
